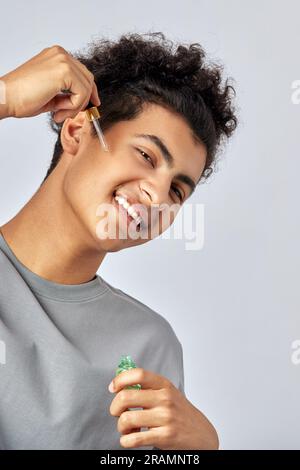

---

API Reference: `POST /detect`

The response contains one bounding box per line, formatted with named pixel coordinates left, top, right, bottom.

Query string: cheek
left=136, top=209, right=175, bottom=242
left=157, top=205, right=179, bottom=235
left=110, top=148, right=145, bottom=178
left=62, top=163, right=107, bottom=230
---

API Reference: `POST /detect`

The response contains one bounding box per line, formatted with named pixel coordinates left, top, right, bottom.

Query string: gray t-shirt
left=0, top=232, right=184, bottom=450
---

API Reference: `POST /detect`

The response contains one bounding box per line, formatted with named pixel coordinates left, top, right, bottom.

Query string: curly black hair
left=43, top=32, right=238, bottom=185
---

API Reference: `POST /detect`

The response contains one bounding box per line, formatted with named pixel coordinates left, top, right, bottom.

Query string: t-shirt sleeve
left=177, top=340, right=185, bottom=397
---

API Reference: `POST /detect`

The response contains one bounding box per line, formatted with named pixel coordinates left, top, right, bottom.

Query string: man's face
left=59, top=102, right=206, bottom=252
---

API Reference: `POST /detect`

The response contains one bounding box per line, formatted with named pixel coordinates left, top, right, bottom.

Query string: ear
left=60, top=111, right=87, bottom=156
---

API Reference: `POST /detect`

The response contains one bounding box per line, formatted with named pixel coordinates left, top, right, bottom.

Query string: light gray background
left=0, top=0, right=299, bottom=450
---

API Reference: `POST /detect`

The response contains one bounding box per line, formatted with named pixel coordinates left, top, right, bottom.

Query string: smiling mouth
left=112, top=190, right=142, bottom=232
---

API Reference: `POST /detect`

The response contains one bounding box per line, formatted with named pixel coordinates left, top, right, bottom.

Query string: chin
left=88, top=222, right=146, bottom=252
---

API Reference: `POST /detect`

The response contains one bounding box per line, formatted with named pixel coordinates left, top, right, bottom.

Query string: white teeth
left=114, top=194, right=142, bottom=225
left=127, top=206, right=138, bottom=219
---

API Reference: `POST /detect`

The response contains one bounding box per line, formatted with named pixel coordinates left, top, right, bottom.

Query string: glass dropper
left=85, top=101, right=109, bottom=152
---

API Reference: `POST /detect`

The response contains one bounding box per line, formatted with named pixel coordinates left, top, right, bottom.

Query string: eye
left=136, top=148, right=155, bottom=168
left=135, top=147, right=184, bottom=202
left=171, top=185, right=184, bottom=203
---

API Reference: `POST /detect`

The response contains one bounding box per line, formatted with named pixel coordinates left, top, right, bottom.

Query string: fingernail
left=108, top=381, right=115, bottom=393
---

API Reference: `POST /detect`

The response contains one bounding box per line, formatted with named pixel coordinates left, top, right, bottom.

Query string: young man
left=0, top=33, right=237, bottom=450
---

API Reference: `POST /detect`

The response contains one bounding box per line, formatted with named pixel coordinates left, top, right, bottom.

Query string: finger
left=70, top=55, right=93, bottom=84
left=53, top=96, right=89, bottom=123
left=39, top=94, right=74, bottom=114
left=118, top=409, right=163, bottom=435
left=90, top=81, right=101, bottom=106
left=110, top=389, right=160, bottom=416
left=109, top=368, right=170, bottom=393
left=58, top=89, right=91, bottom=112
left=63, top=63, right=91, bottom=110
left=122, top=427, right=141, bottom=435
left=70, top=57, right=101, bottom=106
left=54, top=63, right=91, bottom=120
left=53, top=79, right=91, bottom=122
left=53, top=57, right=97, bottom=121
left=120, top=427, right=159, bottom=449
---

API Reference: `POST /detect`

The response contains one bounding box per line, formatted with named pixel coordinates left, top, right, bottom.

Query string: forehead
left=116, top=102, right=207, bottom=187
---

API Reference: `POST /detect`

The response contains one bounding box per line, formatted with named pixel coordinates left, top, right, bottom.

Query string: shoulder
left=99, top=276, right=185, bottom=396
left=99, top=276, right=182, bottom=350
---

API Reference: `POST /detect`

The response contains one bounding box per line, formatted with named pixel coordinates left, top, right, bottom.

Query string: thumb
left=40, top=95, right=74, bottom=114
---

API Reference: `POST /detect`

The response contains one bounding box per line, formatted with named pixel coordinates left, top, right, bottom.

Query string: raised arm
left=0, top=45, right=100, bottom=123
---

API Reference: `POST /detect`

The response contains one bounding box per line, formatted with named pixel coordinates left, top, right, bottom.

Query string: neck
left=0, top=167, right=106, bottom=285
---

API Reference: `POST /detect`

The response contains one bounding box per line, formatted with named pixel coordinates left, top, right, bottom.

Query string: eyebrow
left=133, top=133, right=197, bottom=197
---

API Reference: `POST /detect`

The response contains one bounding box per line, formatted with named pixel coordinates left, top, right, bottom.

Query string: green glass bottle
left=115, top=355, right=142, bottom=390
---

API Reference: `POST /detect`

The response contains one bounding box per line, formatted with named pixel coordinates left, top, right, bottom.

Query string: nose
left=139, top=178, right=171, bottom=234
left=139, top=178, right=177, bottom=233
left=139, top=177, right=170, bottom=208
